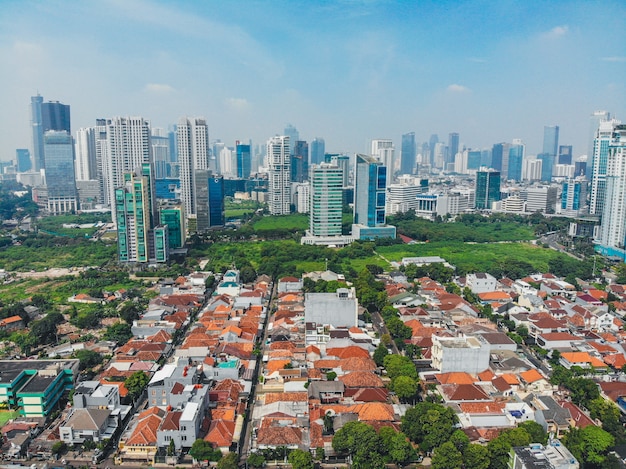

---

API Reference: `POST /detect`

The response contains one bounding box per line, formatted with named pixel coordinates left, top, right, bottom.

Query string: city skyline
left=1, top=0, right=625, bottom=161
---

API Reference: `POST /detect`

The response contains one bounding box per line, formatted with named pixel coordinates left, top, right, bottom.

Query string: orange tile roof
left=326, top=346, right=370, bottom=360
left=266, top=359, right=292, bottom=374
left=478, top=291, right=511, bottom=301
left=561, top=352, right=600, bottom=365
left=459, top=402, right=505, bottom=414
left=338, top=371, right=384, bottom=388
left=500, top=374, right=520, bottom=385
left=264, top=392, right=308, bottom=404
left=604, top=354, right=626, bottom=369
left=587, top=289, right=608, bottom=301
left=436, top=372, right=476, bottom=385
left=204, top=419, right=235, bottom=448
left=477, top=370, right=495, bottom=382
left=520, top=369, right=545, bottom=384
left=440, top=384, right=490, bottom=401
left=125, top=407, right=165, bottom=446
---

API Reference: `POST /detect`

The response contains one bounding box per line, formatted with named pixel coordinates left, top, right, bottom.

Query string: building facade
left=115, top=164, right=168, bottom=264
left=176, top=117, right=209, bottom=220
left=475, top=170, right=501, bottom=210
left=400, top=132, right=416, bottom=175
left=596, top=125, right=626, bottom=256
left=309, top=164, right=343, bottom=237
left=267, top=136, right=291, bottom=215
left=43, top=130, right=78, bottom=214
left=590, top=118, right=621, bottom=216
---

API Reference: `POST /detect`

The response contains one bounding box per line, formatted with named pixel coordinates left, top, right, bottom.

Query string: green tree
left=314, top=447, right=325, bottom=461
left=487, top=436, right=513, bottom=469
left=463, top=444, right=489, bottom=469
left=392, top=375, right=418, bottom=402
left=383, top=354, right=417, bottom=380
left=288, top=449, right=313, bottom=469
left=518, top=421, right=548, bottom=445
left=119, top=302, right=142, bottom=324
left=401, top=402, right=458, bottom=452
left=217, top=452, right=239, bottom=469
left=449, top=429, right=470, bottom=453
left=387, top=432, right=415, bottom=466
left=326, top=371, right=337, bottom=381
left=332, top=421, right=384, bottom=469
left=247, top=453, right=265, bottom=468
left=373, top=344, right=389, bottom=367
left=386, top=317, right=412, bottom=341
left=568, top=377, right=600, bottom=407
left=431, top=441, right=463, bottom=469
left=74, top=349, right=104, bottom=371
left=563, top=426, right=615, bottom=466
left=102, top=322, right=133, bottom=346
left=124, top=371, right=149, bottom=402
left=588, top=398, right=625, bottom=443
left=51, top=441, right=67, bottom=455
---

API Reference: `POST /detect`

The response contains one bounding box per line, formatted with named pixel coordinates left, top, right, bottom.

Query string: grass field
left=377, top=241, right=567, bottom=274
left=0, top=411, right=19, bottom=426
left=225, top=208, right=256, bottom=219
left=253, top=214, right=309, bottom=232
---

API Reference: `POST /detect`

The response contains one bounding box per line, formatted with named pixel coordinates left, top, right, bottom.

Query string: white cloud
left=143, top=83, right=175, bottom=93
left=600, top=56, right=626, bottom=62
left=225, top=97, right=250, bottom=110
left=447, top=84, right=470, bottom=93
left=542, top=25, right=568, bottom=39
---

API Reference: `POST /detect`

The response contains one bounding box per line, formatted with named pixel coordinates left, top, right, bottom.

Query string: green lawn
left=377, top=241, right=571, bottom=276
left=253, top=214, right=309, bottom=232
left=0, top=411, right=19, bottom=426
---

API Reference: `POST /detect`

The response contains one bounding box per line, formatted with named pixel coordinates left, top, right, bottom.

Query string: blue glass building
left=236, top=143, right=251, bottom=179
left=507, top=144, right=524, bottom=181
left=401, top=132, right=416, bottom=175
left=352, top=154, right=395, bottom=239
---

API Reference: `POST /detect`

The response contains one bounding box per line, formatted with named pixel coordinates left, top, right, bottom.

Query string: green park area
left=0, top=411, right=19, bottom=426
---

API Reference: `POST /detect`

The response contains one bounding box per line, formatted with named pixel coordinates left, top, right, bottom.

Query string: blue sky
left=0, top=0, right=624, bottom=161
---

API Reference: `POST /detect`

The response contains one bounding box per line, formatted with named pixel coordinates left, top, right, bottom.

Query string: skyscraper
left=597, top=125, right=626, bottom=256
left=284, top=124, right=299, bottom=156
left=291, top=140, right=309, bottom=183
left=352, top=154, right=395, bottom=240
left=428, top=134, right=439, bottom=168
left=543, top=125, right=559, bottom=158
left=447, top=132, right=459, bottom=169
left=151, top=128, right=171, bottom=180
left=267, top=136, right=291, bottom=215
left=43, top=130, right=78, bottom=214
left=309, top=163, right=343, bottom=237
left=115, top=163, right=167, bottom=264
left=15, top=149, right=31, bottom=172
left=74, top=127, right=97, bottom=181
left=102, top=117, right=152, bottom=213
left=561, top=177, right=587, bottom=217
left=475, top=170, right=501, bottom=210
left=587, top=111, right=610, bottom=176
left=491, top=142, right=509, bottom=173
left=558, top=145, right=573, bottom=165
left=537, top=153, right=554, bottom=182
left=176, top=117, right=209, bottom=220
left=507, top=140, right=525, bottom=182
left=400, top=132, right=416, bottom=175
left=310, top=138, right=325, bottom=166
left=371, top=139, right=395, bottom=185
left=30, top=95, right=44, bottom=171
left=236, top=142, right=251, bottom=179
left=590, top=118, right=622, bottom=216
left=195, top=171, right=225, bottom=231
left=30, top=95, right=71, bottom=172
left=159, top=203, right=186, bottom=249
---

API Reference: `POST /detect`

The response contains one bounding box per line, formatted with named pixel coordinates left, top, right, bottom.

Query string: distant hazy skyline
left=1, top=0, right=624, bottom=162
